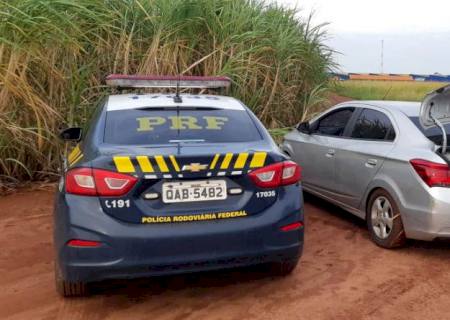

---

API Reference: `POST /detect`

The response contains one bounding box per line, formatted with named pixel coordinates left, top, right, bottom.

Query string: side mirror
left=296, top=121, right=311, bottom=134
left=59, top=127, right=82, bottom=142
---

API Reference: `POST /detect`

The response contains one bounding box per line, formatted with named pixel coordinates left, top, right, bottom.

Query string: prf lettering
left=136, top=116, right=229, bottom=131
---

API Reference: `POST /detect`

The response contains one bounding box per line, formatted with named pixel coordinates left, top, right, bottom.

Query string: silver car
left=282, top=86, right=450, bottom=248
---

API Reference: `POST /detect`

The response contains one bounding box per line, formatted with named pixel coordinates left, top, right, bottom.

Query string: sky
left=277, top=0, right=450, bottom=74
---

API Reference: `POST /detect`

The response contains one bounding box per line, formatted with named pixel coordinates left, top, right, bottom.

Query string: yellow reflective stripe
left=220, top=153, right=233, bottom=170
left=250, top=152, right=267, bottom=168
left=70, top=153, right=83, bottom=166
left=136, top=156, right=154, bottom=173
left=155, top=155, right=169, bottom=172
left=210, top=154, right=220, bottom=169
left=114, top=156, right=135, bottom=173
left=68, top=145, right=81, bottom=163
left=234, top=153, right=248, bottom=169
left=169, top=155, right=180, bottom=172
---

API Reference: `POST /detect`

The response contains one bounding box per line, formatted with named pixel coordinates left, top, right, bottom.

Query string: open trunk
left=420, top=85, right=450, bottom=157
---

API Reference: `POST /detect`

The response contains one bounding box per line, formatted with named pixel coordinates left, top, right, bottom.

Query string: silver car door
left=290, top=107, right=356, bottom=198
left=334, top=108, right=397, bottom=210
left=290, top=133, right=335, bottom=195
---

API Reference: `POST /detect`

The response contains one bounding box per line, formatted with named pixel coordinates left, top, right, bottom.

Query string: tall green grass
left=334, top=80, right=446, bottom=101
left=0, top=0, right=333, bottom=186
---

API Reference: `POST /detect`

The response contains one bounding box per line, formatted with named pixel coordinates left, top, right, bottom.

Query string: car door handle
left=365, top=159, right=378, bottom=167
left=325, top=149, right=335, bottom=158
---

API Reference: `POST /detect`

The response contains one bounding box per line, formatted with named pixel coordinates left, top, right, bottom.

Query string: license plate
left=162, top=180, right=227, bottom=203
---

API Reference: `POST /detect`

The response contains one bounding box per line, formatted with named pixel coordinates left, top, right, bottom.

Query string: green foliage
left=269, top=127, right=292, bottom=144
left=0, top=0, right=332, bottom=184
left=334, top=80, right=446, bottom=102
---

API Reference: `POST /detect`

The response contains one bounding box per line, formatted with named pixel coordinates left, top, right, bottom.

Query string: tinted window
left=351, top=109, right=395, bottom=141
left=104, top=108, right=262, bottom=145
left=315, top=108, right=354, bottom=136
left=82, top=98, right=106, bottom=140
left=409, top=116, right=450, bottom=145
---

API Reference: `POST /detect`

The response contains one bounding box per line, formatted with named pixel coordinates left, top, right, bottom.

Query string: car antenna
left=173, top=75, right=182, bottom=103
left=173, top=75, right=182, bottom=154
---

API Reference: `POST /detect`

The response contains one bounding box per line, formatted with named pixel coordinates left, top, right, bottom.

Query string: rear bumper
left=54, top=190, right=304, bottom=282
left=402, top=187, right=450, bottom=241
left=61, top=243, right=302, bottom=282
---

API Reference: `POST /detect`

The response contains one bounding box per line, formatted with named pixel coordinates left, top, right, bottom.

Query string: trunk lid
left=92, top=144, right=284, bottom=224
left=420, top=85, right=450, bottom=153
left=420, top=85, right=450, bottom=129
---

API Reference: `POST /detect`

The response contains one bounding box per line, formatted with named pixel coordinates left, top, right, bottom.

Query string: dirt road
left=0, top=188, right=449, bottom=320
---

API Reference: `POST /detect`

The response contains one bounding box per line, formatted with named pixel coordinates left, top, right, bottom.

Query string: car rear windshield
left=409, top=116, right=450, bottom=145
left=104, top=107, right=263, bottom=145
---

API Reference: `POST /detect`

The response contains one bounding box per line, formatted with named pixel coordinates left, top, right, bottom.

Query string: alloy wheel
left=370, top=196, right=394, bottom=239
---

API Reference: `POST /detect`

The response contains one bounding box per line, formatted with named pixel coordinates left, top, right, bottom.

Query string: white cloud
left=275, top=0, right=450, bottom=73
left=277, top=0, right=450, bottom=34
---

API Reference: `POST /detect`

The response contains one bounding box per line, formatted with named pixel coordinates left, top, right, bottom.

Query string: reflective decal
left=220, top=153, right=233, bottom=169
left=136, top=156, right=154, bottom=173
left=234, top=152, right=249, bottom=169
left=113, top=152, right=267, bottom=175
left=203, top=116, right=228, bottom=129
left=135, top=116, right=229, bottom=132
left=250, top=152, right=267, bottom=168
left=68, top=145, right=81, bottom=163
left=113, top=156, right=135, bottom=173
left=136, top=116, right=166, bottom=131
left=169, top=155, right=180, bottom=172
left=69, top=154, right=83, bottom=166
left=141, top=210, right=247, bottom=224
left=169, top=116, right=202, bottom=130
left=209, top=154, right=220, bottom=169
left=154, top=155, right=169, bottom=172
left=104, top=199, right=131, bottom=208
left=68, top=144, right=83, bottom=166
left=256, top=190, right=276, bottom=198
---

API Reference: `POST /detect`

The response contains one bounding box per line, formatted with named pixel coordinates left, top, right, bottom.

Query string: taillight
left=65, top=168, right=97, bottom=196
left=410, top=159, right=450, bottom=187
left=249, top=161, right=301, bottom=188
left=66, top=168, right=137, bottom=196
left=93, top=169, right=137, bottom=196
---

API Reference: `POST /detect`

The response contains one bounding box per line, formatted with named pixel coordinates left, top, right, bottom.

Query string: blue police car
left=54, top=75, right=304, bottom=296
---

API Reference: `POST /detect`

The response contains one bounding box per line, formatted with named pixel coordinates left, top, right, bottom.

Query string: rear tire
left=367, top=189, right=406, bottom=249
left=269, top=258, right=299, bottom=276
left=54, top=262, right=88, bottom=297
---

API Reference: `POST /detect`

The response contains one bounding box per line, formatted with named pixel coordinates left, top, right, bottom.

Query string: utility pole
left=381, top=39, right=384, bottom=74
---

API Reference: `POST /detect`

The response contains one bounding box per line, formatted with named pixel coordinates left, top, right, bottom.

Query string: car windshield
left=104, top=107, right=263, bottom=145
left=409, top=116, right=450, bottom=145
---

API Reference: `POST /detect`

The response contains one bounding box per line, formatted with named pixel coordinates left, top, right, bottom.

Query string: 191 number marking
left=105, top=199, right=130, bottom=208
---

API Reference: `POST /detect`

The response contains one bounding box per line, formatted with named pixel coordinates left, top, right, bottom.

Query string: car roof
left=345, top=100, right=422, bottom=117
left=106, top=93, right=245, bottom=111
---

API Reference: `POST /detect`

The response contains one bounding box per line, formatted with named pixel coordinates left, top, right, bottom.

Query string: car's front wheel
left=367, top=189, right=406, bottom=249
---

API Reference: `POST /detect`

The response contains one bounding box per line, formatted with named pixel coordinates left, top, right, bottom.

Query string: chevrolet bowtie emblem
left=182, top=163, right=208, bottom=172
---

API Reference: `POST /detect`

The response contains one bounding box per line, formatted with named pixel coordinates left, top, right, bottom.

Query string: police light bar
left=106, top=74, right=231, bottom=89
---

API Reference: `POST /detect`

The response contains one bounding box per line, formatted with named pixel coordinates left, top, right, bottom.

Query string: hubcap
left=370, top=196, right=394, bottom=239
